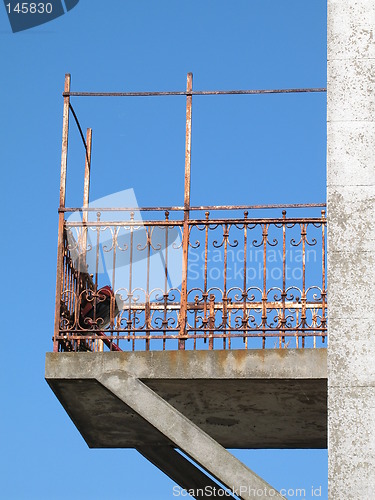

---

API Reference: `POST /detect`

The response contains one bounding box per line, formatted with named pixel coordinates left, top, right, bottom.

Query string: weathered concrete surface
left=328, top=1, right=375, bottom=498
left=98, top=374, right=286, bottom=500
left=47, top=378, right=173, bottom=448
left=46, top=349, right=326, bottom=380
left=46, top=349, right=327, bottom=449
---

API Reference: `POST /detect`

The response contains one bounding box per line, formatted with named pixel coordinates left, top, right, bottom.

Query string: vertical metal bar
left=78, top=129, right=92, bottom=349
left=281, top=211, right=287, bottom=347
left=128, top=212, right=134, bottom=329
left=163, top=211, right=169, bottom=351
left=91, top=212, right=100, bottom=350
left=76, top=230, right=82, bottom=334
left=321, top=210, right=326, bottom=343
left=133, top=311, right=136, bottom=351
left=145, top=227, right=151, bottom=351
left=301, top=224, right=307, bottom=348
left=69, top=247, right=74, bottom=327
left=243, top=211, right=248, bottom=347
left=184, top=72, right=193, bottom=210
left=223, top=223, right=228, bottom=349
left=178, top=72, right=193, bottom=350
left=62, top=242, right=67, bottom=319
left=63, top=234, right=68, bottom=317
left=94, top=212, right=100, bottom=291
left=54, top=74, right=71, bottom=352
left=203, top=211, right=209, bottom=343
left=194, top=296, right=198, bottom=350
left=296, top=308, right=299, bottom=349
left=209, top=294, right=215, bottom=350
left=227, top=298, right=232, bottom=350
left=59, top=74, right=70, bottom=208
left=261, top=224, right=268, bottom=349
left=82, top=128, right=92, bottom=268
left=313, top=308, right=317, bottom=348
left=112, top=228, right=117, bottom=350
left=128, top=212, right=134, bottom=349
left=68, top=244, right=73, bottom=319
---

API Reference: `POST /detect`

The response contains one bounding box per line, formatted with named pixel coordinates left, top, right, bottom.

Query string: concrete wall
left=327, top=1, right=375, bottom=498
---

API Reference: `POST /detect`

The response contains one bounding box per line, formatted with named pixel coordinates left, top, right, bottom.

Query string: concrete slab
left=46, top=349, right=327, bottom=449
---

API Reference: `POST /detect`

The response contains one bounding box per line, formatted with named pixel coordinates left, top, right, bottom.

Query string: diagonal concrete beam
left=98, top=373, right=286, bottom=500
left=137, top=446, right=235, bottom=499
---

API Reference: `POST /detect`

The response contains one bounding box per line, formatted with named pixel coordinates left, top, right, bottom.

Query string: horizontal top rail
left=63, top=88, right=327, bottom=98
left=60, top=203, right=326, bottom=213
left=65, top=217, right=326, bottom=228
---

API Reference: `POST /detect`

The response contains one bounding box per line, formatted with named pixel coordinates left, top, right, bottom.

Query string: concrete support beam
left=99, top=374, right=285, bottom=500
left=46, top=350, right=325, bottom=498
left=328, top=0, right=375, bottom=498
left=137, top=446, right=233, bottom=499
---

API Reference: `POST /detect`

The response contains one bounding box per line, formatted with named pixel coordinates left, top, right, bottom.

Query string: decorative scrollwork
left=59, top=209, right=327, bottom=351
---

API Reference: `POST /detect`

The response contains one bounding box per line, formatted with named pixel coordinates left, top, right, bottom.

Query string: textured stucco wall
left=327, top=1, right=375, bottom=498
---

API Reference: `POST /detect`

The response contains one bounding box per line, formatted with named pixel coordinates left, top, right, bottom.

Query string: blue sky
left=0, top=1, right=327, bottom=499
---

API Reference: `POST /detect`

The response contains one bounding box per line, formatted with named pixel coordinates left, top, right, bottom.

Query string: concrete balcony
left=48, top=74, right=328, bottom=499
left=46, top=348, right=326, bottom=500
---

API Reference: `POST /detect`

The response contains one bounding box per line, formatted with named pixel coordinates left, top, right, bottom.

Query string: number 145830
left=6, top=3, right=53, bottom=14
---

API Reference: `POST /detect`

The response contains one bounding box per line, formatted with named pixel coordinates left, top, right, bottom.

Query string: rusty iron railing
left=53, top=73, right=327, bottom=352
left=55, top=206, right=326, bottom=351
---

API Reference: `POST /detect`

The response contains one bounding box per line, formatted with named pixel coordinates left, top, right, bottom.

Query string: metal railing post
left=53, top=73, right=71, bottom=351
left=81, top=127, right=92, bottom=266
left=81, top=128, right=94, bottom=348
left=321, top=210, right=327, bottom=342
left=178, top=72, right=193, bottom=350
